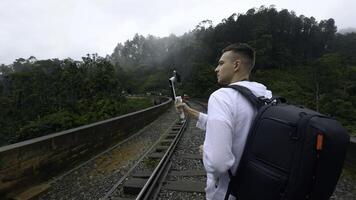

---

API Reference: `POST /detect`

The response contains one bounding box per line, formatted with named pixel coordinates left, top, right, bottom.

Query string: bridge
left=0, top=98, right=355, bottom=199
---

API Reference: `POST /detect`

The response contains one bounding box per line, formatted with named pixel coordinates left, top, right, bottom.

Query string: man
left=176, top=43, right=272, bottom=200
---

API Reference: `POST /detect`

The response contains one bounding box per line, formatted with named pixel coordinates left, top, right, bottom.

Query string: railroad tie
left=123, top=178, right=148, bottom=195
left=181, top=153, right=202, bottom=159
left=148, top=152, right=165, bottom=159
left=169, top=170, right=206, bottom=176
left=163, top=180, right=206, bottom=193
left=155, top=145, right=169, bottom=152
left=132, top=171, right=153, bottom=178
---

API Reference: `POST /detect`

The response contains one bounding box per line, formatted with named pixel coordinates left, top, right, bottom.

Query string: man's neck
left=230, top=76, right=249, bottom=84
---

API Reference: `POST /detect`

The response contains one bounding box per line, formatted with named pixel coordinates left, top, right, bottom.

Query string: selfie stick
left=169, top=70, right=185, bottom=120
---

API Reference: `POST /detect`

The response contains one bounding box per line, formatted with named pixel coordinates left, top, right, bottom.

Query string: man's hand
left=175, top=102, right=189, bottom=113
left=175, top=101, right=201, bottom=120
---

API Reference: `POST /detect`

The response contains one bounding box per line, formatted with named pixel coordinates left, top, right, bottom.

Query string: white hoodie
left=196, top=81, right=272, bottom=200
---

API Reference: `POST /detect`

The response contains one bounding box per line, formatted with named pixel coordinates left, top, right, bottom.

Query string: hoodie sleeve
left=203, top=91, right=235, bottom=178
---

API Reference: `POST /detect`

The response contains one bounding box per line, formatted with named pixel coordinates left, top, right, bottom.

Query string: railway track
left=102, top=120, right=187, bottom=200
left=37, top=106, right=179, bottom=200
left=102, top=101, right=207, bottom=200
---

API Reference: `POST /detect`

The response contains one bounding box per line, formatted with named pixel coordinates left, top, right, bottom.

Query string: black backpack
left=224, top=85, right=350, bottom=200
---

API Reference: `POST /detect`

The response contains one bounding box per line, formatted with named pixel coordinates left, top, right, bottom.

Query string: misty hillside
left=338, top=27, right=356, bottom=34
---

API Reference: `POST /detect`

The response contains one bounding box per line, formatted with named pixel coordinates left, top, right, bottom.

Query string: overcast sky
left=0, top=0, right=355, bottom=65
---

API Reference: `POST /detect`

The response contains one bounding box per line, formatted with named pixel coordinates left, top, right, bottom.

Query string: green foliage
left=0, top=55, right=154, bottom=145
left=252, top=58, right=356, bottom=136
left=13, top=98, right=152, bottom=142
left=17, top=110, right=77, bottom=141
left=184, top=63, right=218, bottom=98
left=252, top=67, right=314, bottom=107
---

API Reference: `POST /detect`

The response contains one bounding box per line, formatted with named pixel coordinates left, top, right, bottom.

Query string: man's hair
left=222, top=43, right=255, bottom=72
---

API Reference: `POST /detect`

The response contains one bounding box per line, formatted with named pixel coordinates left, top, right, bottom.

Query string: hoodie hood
left=230, top=81, right=272, bottom=99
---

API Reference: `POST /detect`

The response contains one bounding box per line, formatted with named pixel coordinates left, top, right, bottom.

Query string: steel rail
left=135, top=119, right=188, bottom=200
left=100, top=119, right=179, bottom=200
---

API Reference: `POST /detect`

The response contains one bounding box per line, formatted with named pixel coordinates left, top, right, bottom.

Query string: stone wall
left=0, top=98, right=171, bottom=194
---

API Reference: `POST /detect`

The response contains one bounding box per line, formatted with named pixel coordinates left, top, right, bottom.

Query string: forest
left=0, top=55, right=152, bottom=145
left=1, top=6, right=356, bottom=145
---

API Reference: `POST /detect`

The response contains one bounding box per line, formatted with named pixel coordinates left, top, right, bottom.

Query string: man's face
left=215, top=51, right=238, bottom=85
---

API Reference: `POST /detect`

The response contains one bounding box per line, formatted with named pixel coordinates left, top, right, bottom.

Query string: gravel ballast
left=157, top=101, right=207, bottom=200
left=37, top=106, right=178, bottom=200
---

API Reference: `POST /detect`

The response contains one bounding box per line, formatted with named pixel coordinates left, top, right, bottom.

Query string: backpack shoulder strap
left=223, top=84, right=268, bottom=200
left=224, top=85, right=265, bottom=109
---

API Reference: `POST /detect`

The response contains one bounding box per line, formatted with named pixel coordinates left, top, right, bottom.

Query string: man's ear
left=233, top=60, right=240, bottom=72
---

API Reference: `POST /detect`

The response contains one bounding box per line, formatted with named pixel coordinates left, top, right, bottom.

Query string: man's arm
left=203, top=92, right=235, bottom=177
left=176, top=102, right=207, bottom=130
left=176, top=103, right=205, bottom=163
left=184, top=104, right=200, bottom=120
